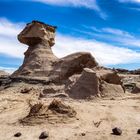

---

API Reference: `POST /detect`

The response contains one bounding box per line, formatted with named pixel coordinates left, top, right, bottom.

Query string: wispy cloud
left=118, top=0, right=140, bottom=3
left=54, top=34, right=140, bottom=65
left=0, top=18, right=140, bottom=71
left=32, top=0, right=99, bottom=10
left=102, top=28, right=134, bottom=38
left=31, top=0, right=107, bottom=19
left=80, top=26, right=140, bottom=48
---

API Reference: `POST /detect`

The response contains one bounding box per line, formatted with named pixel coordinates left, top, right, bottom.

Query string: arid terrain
left=0, top=21, right=140, bottom=140
left=0, top=81, right=140, bottom=140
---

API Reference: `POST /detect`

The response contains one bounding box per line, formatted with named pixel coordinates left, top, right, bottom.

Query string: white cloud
left=32, top=0, right=99, bottom=10
left=53, top=34, right=140, bottom=65
left=0, top=18, right=26, bottom=58
left=81, top=26, right=140, bottom=48
left=102, top=28, right=134, bottom=38
left=0, top=18, right=140, bottom=71
left=0, top=18, right=24, bottom=37
left=31, top=0, right=107, bottom=19
left=0, top=66, right=16, bottom=74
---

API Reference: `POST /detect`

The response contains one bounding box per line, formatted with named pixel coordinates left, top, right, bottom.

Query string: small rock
left=81, top=133, right=86, bottom=136
left=112, top=127, right=122, bottom=135
left=21, top=87, right=31, bottom=93
left=39, top=131, right=49, bottom=139
left=14, top=132, right=22, bottom=137
left=137, top=129, right=140, bottom=134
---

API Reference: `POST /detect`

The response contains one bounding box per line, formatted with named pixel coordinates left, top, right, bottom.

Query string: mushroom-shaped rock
left=12, top=21, right=58, bottom=78
left=12, top=20, right=98, bottom=80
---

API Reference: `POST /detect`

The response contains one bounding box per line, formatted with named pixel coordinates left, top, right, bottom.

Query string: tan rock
left=50, top=52, right=98, bottom=81
left=132, top=82, right=140, bottom=93
left=68, top=68, right=100, bottom=99
left=12, top=21, right=58, bottom=78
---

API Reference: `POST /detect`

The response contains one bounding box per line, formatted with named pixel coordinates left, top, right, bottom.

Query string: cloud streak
left=31, top=0, right=107, bottom=19
left=32, top=0, right=99, bottom=10
left=80, top=26, right=140, bottom=48
left=119, top=0, right=140, bottom=3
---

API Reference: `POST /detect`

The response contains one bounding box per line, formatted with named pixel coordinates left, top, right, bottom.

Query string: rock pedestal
left=11, top=20, right=125, bottom=99
left=12, top=21, right=58, bottom=77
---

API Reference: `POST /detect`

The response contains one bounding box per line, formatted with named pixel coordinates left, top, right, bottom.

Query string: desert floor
left=0, top=83, right=140, bottom=140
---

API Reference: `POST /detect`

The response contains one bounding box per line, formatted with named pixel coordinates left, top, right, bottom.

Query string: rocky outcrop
left=49, top=52, right=98, bottom=81
left=12, top=21, right=98, bottom=81
left=67, top=67, right=124, bottom=99
left=68, top=68, right=100, bottom=99
left=11, top=20, right=125, bottom=99
left=131, top=83, right=140, bottom=93
left=12, top=21, right=58, bottom=78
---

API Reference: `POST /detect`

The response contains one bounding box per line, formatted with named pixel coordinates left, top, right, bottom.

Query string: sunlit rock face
left=11, top=20, right=125, bottom=99
left=12, top=20, right=98, bottom=79
left=12, top=21, right=58, bottom=77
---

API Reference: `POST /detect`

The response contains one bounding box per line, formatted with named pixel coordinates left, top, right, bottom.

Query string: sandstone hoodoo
left=12, top=20, right=98, bottom=81
left=11, top=20, right=125, bottom=99
left=12, top=21, right=58, bottom=78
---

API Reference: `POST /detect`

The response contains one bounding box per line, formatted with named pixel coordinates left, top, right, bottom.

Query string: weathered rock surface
left=131, top=82, right=140, bottom=93
left=67, top=68, right=124, bottom=99
left=12, top=21, right=58, bottom=77
left=20, top=99, right=76, bottom=124
left=11, top=20, right=125, bottom=99
left=68, top=68, right=100, bottom=99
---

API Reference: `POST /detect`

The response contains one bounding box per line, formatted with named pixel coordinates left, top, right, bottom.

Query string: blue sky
left=0, top=0, right=140, bottom=72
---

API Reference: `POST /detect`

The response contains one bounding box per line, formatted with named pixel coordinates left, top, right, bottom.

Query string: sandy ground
left=0, top=83, right=140, bottom=140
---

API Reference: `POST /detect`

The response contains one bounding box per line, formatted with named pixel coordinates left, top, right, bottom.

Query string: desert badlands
left=0, top=21, right=140, bottom=140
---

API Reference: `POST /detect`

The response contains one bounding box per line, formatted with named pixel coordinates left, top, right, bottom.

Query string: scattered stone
left=137, top=129, right=140, bottom=134
left=81, top=133, right=86, bottom=136
left=14, top=132, right=22, bottom=137
left=39, top=131, right=49, bottom=139
left=21, top=87, right=32, bottom=93
left=112, top=127, right=122, bottom=135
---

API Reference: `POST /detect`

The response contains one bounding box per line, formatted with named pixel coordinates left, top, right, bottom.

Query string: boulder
left=67, top=67, right=124, bottom=99
left=131, top=82, right=140, bottom=93
left=100, top=81, right=124, bottom=97
left=12, top=21, right=98, bottom=81
left=68, top=68, right=100, bottom=99
left=50, top=52, right=98, bottom=81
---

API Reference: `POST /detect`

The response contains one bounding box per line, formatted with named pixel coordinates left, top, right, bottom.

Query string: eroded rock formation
left=12, top=21, right=58, bottom=77
left=11, top=20, right=125, bottom=99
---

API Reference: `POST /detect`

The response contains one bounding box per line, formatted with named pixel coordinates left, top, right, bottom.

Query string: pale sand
left=0, top=83, right=140, bottom=140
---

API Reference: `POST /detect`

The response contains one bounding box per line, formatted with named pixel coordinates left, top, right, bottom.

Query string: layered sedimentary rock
left=12, top=21, right=98, bottom=80
left=67, top=67, right=124, bottom=99
left=12, top=21, right=58, bottom=77
left=12, top=20, right=125, bottom=99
